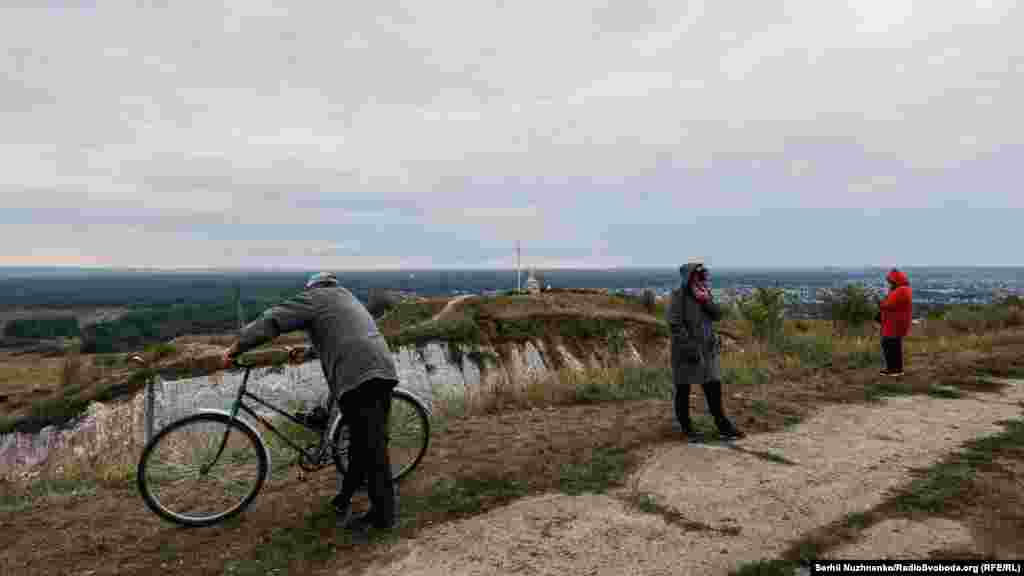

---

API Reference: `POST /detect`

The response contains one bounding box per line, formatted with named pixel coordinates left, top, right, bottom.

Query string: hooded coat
left=879, top=270, right=913, bottom=338
left=665, top=263, right=723, bottom=386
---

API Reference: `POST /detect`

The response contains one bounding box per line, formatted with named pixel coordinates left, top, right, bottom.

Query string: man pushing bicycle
left=222, top=271, right=399, bottom=531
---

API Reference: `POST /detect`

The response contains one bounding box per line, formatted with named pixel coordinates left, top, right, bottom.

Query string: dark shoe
left=717, top=420, right=746, bottom=441
left=684, top=429, right=706, bottom=444
left=884, top=370, right=905, bottom=377
left=343, top=510, right=396, bottom=532
left=879, top=369, right=890, bottom=376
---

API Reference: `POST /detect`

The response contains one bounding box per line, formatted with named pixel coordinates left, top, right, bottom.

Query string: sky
left=1, top=0, right=1021, bottom=270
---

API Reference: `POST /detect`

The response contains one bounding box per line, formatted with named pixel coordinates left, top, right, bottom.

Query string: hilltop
left=1, top=291, right=1024, bottom=574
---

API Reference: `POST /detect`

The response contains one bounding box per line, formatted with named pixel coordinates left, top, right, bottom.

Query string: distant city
left=0, top=267, right=1021, bottom=318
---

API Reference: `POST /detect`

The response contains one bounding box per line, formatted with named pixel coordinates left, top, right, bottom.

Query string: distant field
left=0, top=307, right=129, bottom=338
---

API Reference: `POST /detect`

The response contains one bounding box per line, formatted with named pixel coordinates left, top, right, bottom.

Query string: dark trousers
left=674, top=379, right=727, bottom=431
left=338, top=379, right=396, bottom=525
left=881, top=337, right=904, bottom=372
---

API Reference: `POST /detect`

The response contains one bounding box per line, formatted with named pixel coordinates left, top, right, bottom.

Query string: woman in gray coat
left=666, top=260, right=745, bottom=443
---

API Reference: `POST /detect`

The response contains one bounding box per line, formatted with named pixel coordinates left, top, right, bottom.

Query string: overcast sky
left=1, top=1, right=1020, bottom=270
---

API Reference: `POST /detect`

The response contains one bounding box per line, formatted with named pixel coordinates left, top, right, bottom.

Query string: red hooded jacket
left=879, top=270, right=913, bottom=337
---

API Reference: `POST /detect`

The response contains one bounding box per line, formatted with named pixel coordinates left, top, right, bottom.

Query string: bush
left=4, top=316, right=81, bottom=340
left=944, top=304, right=1024, bottom=333
left=387, top=318, right=481, bottom=348
left=144, top=342, right=178, bottom=361
left=738, top=288, right=785, bottom=343
left=826, top=284, right=878, bottom=333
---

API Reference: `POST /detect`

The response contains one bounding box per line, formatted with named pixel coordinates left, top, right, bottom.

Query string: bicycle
left=135, top=357, right=430, bottom=527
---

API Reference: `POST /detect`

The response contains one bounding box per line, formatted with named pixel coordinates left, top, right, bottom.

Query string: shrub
left=775, top=334, right=833, bottom=368
left=826, top=284, right=878, bottom=333
left=4, top=316, right=81, bottom=340
left=738, top=288, right=785, bottom=343
left=943, top=304, right=1022, bottom=334
left=388, top=318, right=481, bottom=348
left=144, top=342, right=178, bottom=361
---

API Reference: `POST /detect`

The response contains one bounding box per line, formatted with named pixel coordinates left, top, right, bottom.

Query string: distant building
left=525, top=269, right=540, bottom=295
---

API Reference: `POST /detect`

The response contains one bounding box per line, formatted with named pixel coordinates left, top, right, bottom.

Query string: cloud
left=1, top=0, right=1021, bottom=268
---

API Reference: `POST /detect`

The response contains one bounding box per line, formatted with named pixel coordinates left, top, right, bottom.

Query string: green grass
left=730, top=560, right=800, bottom=576
left=783, top=415, right=802, bottom=429
left=634, top=491, right=659, bottom=514
left=722, top=366, right=770, bottom=387
left=763, top=418, right=1024, bottom=567
left=691, top=415, right=722, bottom=440
left=222, top=507, right=344, bottom=576
left=763, top=451, right=792, bottom=465
left=465, top=348, right=500, bottom=369
left=775, top=334, right=833, bottom=368
left=384, top=301, right=437, bottom=329
left=144, top=342, right=178, bottom=361
left=892, top=419, right=1024, bottom=514
left=413, top=476, right=530, bottom=518
left=865, top=380, right=914, bottom=401
left=927, top=384, right=964, bottom=399
left=0, top=477, right=97, bottom=513
left=495, top=317, right=547, bottom=340
left=559, top=446, right=632, bottom=495
left=573, top=366, right=674, bottom=403
left=750, top=399, right=769, bottom=417
left=559, top=317, right=627, bottom=341
left=387, top=318, right=481, bottom=349
left=845, top=511, right=870, bottom=530
left=845, top=348, right=882, bottom=369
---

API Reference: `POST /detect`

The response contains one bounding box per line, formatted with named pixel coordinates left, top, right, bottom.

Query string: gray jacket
left=665, top=263, right=722, bottom=384
left=235, top=285, right=398, bottom=398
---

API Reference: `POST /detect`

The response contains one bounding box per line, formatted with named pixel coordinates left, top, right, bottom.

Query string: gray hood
left=680, top=263, right=701, bottom=286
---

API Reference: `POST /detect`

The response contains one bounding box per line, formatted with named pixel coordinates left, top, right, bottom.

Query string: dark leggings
left=674, top=379, right=727, bottom=431
left=881, top=337, right=904, bottom=372
left=338, top=379, right=396, bottom=525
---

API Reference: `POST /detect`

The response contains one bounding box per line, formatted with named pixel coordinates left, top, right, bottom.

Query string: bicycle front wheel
left=333, top=388, right=430, bottom=482
left=137, top=412, right=269, bottom=527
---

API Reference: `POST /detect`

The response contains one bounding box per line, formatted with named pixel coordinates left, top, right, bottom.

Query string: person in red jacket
left=877, top=269, right=913, bottom=376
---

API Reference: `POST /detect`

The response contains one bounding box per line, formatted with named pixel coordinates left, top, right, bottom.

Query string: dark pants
left=881, top=337, right=904, bottom=372
left=674, top=379, right=728, bottom=432
left=338, top=379, right=396, bottom=526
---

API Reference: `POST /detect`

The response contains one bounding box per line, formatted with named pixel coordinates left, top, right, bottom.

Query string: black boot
left=703, top=380, right=745, bottom=441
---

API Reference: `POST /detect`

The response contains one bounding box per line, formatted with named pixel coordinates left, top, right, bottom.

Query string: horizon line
left=1, top=264, right=1022, bottom=273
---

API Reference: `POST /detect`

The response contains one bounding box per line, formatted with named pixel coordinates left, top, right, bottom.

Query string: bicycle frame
left=206, top=364, right=339, bottom=473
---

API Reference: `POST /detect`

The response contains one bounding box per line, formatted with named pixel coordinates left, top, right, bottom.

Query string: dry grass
left=3, top=393, right=144, bottom=493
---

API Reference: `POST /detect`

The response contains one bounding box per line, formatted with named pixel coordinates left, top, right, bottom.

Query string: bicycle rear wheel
left=332, top=388, right=430, bottom=482
left=137, top=412, right=269, bottom=527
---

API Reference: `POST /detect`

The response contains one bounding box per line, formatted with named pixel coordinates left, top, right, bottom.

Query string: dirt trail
left=361, top=380, right=1024, bottom=576
left=430, top=294, right=474, bottom=323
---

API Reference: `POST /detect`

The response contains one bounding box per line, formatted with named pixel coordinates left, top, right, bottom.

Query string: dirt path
left=426, top=294, right=473, bottom=324
left=359, top=380, right=1024, bottom=576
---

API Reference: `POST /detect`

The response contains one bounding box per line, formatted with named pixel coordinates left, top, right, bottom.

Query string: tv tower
left=516, top=240, right=522, bottom=293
